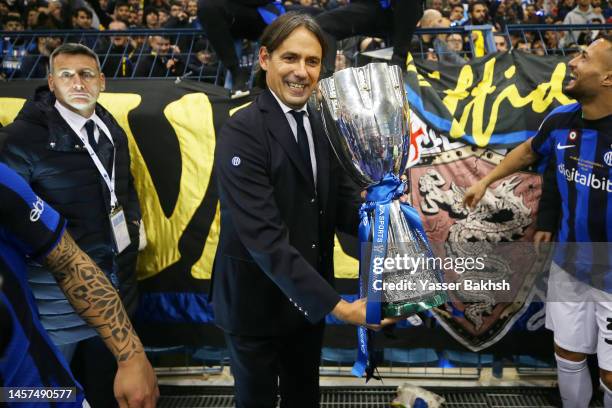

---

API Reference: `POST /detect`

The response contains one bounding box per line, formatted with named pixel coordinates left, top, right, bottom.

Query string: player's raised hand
left=463, top=179, right=487, bottom=210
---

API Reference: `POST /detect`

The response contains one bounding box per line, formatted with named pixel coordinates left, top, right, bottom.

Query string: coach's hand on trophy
left=331, top=298, right=402, bottom=331
left=463, top=179, right=488, bottom=210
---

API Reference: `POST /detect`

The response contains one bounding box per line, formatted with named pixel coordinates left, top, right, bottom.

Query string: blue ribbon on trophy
left=362, top=174, right=404, bottom=325
left=318, top=63, right=448, bottom=380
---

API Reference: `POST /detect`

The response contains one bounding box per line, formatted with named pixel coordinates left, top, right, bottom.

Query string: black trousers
left=197, top=0, right=267, bottom=72
left=316, top=0, right=424, bottom=72
left=70, top=335, right=118, bottom=408
left=225, top=321, right=325, bottom=408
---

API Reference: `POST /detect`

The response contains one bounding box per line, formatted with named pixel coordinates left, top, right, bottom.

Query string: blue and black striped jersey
left=0, top=163, right=85, bottom=407
left=531, top=102, right=612, bottom=289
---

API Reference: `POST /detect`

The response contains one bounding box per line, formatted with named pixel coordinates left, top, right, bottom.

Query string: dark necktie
left=289, top=110, right=313, bottom=184
left=84, top=119, right=113, bottom=175
left=85, top=119, right=97, bottom=148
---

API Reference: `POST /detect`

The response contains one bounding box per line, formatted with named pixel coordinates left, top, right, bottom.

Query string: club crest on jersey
left=604, top=151, right=612, bottom=167
left=568, top=129, right=579, bottom=142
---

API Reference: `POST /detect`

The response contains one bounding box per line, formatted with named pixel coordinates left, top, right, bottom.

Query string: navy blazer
left=213, top=89, right=361, bottom=336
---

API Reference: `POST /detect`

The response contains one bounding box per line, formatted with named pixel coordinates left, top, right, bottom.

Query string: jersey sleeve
left=0, top=163, right=65, bottom=259
left=530, top=115, right=556, bottom=158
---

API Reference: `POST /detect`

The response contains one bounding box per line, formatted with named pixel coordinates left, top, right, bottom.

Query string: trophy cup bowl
left=319, top=63, right=408, bottom=188
left=319, top=63, right=447, bottom=318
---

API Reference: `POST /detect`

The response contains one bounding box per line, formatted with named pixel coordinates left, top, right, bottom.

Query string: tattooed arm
left=45, top=232, right=159, bottom=408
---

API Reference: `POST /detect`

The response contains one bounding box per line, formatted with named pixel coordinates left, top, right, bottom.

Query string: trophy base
left=382, top=292, right=448, bottom=318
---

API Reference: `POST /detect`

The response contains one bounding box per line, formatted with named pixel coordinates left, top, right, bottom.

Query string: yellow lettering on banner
left=99, top=92, right=217, bottom=280
left=0, top=98, right=26, bottom=126
left=160, top=93, right=216, bottom=280
left=406, top=53, right=417, bottom=73
left=333, top=236, right=359, bottom=279
left=98, top=93, right=141, bottom=136
left=194, top=200, right=220, bottom=280
left=442, top=59, right=573, bottom=146
left=406, top=54, right=432, bottom=87
left=443, top=64, right=474, bottom=125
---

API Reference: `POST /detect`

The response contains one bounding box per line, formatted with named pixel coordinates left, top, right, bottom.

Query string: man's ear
left=48, top=73, right=54, bottom=92
left=259, top=46, right=270, bottom=72
left=603, top=72, right=612, bottom=87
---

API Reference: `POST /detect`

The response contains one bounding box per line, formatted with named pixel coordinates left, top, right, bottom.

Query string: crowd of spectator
left=407, top=0, right=610, bottom=64
left=0, top=0, right=610, bottom=80
left=0, top=0, right=214, bottom=79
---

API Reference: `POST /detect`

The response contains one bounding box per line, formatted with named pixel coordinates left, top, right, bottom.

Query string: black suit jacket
left=213, top=89, right=361, bottom=336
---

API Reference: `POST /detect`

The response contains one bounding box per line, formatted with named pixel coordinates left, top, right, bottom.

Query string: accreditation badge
left=109, top=206, right=131, bottom=254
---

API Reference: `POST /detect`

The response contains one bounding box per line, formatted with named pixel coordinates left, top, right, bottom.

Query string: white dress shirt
left=54, top=100, right=113, bottom=146
left=269, top=90, right=317, bottom=185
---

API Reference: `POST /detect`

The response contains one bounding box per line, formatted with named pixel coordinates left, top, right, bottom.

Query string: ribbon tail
left=352, top=325, right=368, bottom=377
left=353, top=174, right=402, bottom=379
left=353, top=205, right=372, bottom=378
left=365, top=329, right=381, bottom=382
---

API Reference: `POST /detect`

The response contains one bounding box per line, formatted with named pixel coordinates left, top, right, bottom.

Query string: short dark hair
left=72, top=7, right=92, bottom=18
left=2, top=14, right=21, bottom=26
left=468, top=0, right=487, bottom=13
left=114, top=0, right=129, bottom=11
left=255, top=11, right=327, bottom=89
left=142, top=6, right=158, bottom=24
left=36, top=12, right=61, bottom=30
left=49, top=43, right=100, bottom=73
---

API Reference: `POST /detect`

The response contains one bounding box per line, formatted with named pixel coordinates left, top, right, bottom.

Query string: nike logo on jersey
left=557, top=143, right=575, bottom=150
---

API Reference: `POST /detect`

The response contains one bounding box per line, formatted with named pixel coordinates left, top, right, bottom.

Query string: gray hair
left=49, top=42, right=101, bottom=73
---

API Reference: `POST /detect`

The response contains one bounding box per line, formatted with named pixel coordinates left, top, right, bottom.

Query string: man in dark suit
left=214, top=12, right=397, bottom=408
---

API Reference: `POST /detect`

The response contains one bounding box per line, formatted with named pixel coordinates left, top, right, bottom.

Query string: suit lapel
left=259, top=90, right=315, bottom=191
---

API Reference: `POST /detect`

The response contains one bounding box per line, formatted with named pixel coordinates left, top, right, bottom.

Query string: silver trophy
left=318, top=63, right=447, bottom=318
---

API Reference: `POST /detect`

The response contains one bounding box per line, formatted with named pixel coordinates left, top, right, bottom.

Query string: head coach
left=213, top=11, right=398, bottom=408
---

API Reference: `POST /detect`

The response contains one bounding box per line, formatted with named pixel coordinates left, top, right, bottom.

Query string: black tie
left=85, top=119, right=97, bottom=148
left=84, top=120, right=113, bottom=175
left=289, top=110, right=313, bottom=183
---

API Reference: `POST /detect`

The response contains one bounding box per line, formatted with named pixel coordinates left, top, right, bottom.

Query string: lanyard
left=64, top=118, right=119, bottom=209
